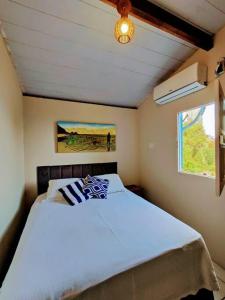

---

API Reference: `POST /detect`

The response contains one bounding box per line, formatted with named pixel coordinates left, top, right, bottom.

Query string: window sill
left=178, top=171, right=215, bottom=180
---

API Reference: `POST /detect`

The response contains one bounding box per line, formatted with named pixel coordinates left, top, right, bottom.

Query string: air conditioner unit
left=153, top=62, right=207, bottom=105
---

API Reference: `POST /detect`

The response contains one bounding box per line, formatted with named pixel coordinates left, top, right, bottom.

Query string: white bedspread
left=0, top=191, right=218, bottom=300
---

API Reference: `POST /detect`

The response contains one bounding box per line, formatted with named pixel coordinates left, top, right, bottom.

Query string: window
left=178, top=103, right=215, bottom=177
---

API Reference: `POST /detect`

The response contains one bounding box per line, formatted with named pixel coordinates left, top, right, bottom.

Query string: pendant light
left=114, top=0, right=135, bottom=44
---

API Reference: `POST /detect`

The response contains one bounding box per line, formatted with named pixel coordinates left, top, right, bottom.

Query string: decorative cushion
left=47, top=177, right=80, bottom=203
left=58, top=179, right=89, bottom=206
left=83, top=175, right=109, bottom=199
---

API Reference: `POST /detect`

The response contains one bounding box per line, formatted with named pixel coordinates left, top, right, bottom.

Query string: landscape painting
left=57, top=121, right=116, bottom=153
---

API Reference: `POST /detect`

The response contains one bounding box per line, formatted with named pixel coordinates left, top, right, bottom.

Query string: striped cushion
left=58, top=179, right=89, bottom=206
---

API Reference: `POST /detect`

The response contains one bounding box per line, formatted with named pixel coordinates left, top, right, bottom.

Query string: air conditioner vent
left=153, top=63, right=207, bottom=105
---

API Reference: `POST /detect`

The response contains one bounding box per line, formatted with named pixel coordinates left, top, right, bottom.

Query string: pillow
left=46, top=173, right=125, bottom=202
left=83, top=175, right=109, bottom=199
left=94, top=174, right=125, bottom=194
left=47, top=178, right=79, bottom=202
left=58, top=179, right=89, bottom=206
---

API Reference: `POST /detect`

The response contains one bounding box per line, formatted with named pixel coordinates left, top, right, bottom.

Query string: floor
left=214, top=263, right=225, bottom=300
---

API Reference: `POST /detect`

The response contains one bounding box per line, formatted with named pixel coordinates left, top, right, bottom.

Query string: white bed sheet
left=0, top=190, right=218, bottom=300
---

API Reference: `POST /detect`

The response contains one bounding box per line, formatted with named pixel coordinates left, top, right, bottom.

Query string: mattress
left=0, top=190, right=219, bottom=300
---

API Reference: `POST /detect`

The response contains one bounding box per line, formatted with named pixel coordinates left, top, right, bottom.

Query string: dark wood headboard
left=37, top=162, right=117, bottom=195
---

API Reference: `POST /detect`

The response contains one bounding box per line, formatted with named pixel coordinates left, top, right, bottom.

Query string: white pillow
left=47, top=177, right=79, bottom=202
left=95, top=174, right=125, bottom=194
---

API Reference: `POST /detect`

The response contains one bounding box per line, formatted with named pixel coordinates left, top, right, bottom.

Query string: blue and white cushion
left=83, top=175, right=109, bottom=199
left=58, top=179, right=89, bottom=206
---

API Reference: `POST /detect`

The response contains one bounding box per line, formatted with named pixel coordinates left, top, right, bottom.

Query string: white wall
left=23, top=97, right=140, bottom=202
left=0, top=35, right=24, bottom=238
left=138, top=25, right=225, bottom=269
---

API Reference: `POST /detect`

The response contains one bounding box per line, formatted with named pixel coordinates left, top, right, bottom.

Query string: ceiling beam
left=101, top=0, right=214, bottom=51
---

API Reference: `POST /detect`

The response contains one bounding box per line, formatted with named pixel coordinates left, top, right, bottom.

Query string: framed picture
left=57, top=121, right=116, bottom=153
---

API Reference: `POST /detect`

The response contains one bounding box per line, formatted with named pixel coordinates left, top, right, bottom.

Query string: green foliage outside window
left=183, top=122, right=215, bottom=176
left=178, top=103, right=215, bottom=177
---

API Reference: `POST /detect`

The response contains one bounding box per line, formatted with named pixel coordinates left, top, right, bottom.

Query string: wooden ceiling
left=150, top=0, right=225, bottom=34
left=0, top=0, right=225, bottom=107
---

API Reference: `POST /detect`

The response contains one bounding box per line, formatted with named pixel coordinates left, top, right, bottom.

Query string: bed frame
left=36, top=162, right=214, bottom=300
left=37, top=162, right=117, bottom=195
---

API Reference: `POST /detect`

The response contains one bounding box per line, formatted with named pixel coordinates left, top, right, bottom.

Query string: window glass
left=178, top=103, right=215, bottom=177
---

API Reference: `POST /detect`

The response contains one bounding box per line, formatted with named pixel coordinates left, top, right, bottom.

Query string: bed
left=0, top=162, right=219, bottom=300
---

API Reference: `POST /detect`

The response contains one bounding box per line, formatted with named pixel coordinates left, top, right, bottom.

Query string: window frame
left=215, top=79, right=225, bottom=196
left=177, top=102, right=216, bottom=179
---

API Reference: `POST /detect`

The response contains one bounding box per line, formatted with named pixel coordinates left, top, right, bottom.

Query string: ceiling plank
left=101, top=0, right=214, bottom=51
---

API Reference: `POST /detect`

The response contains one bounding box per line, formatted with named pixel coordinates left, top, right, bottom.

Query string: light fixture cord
left=116, top=0, right=132, bottom=17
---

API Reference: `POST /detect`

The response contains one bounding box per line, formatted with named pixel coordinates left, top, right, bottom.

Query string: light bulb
left=121, top=22, right=129, bottom=34
left=115, top=17, right=135, bottom=44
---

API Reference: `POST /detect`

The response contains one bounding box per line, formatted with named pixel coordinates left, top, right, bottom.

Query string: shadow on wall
left=0, top=191, right=28, bottom=286
left=25, top=183, right=39, bottom=207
